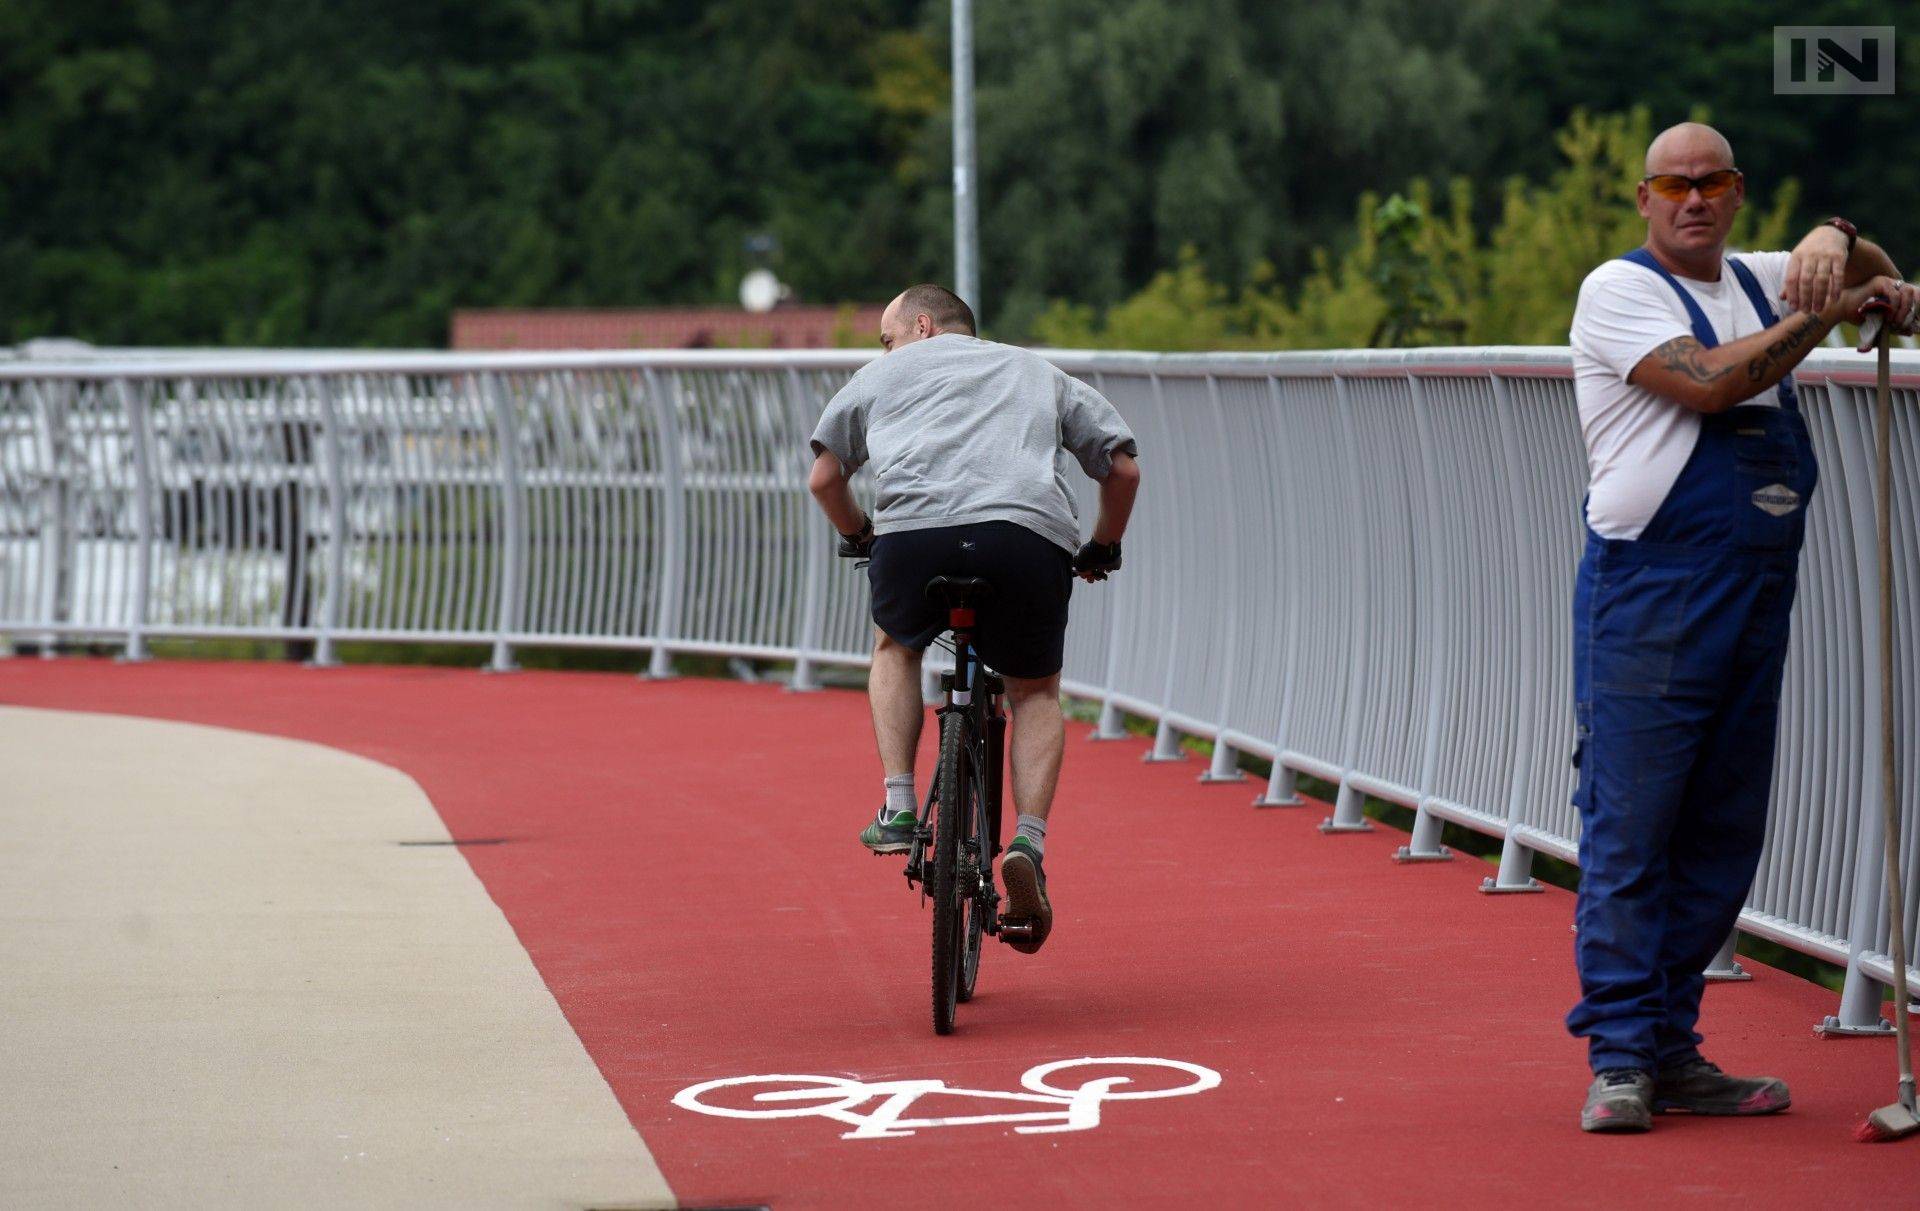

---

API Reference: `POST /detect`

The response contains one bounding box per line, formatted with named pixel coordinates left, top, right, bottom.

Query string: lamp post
left=952, top=0, right=980, bottom=326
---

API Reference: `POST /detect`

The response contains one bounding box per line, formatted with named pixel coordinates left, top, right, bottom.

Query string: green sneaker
left=1000, top=837, right=1051, bottom=954
left=860, top=808, right=917, bottom=855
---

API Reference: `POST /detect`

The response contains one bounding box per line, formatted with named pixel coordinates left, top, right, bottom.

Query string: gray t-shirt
left=809, top=334, right=1138, bottom=553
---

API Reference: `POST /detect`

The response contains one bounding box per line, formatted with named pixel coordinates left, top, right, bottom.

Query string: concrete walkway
left=0, top=706, right=673, bottom=1211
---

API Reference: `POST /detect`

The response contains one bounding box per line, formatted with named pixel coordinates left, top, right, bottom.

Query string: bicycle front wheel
left=931, top=709, right=971, bottom=1034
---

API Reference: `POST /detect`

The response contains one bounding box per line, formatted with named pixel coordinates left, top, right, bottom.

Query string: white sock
left=1014, top=814, right=1047, bottom=856
left=883, top=774, right=915, bottom=819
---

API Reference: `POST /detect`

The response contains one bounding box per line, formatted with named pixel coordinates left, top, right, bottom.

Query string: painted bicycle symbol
left=672, top=1056, right=1221, bottom=1140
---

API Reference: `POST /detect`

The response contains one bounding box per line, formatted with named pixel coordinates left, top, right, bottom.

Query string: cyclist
left=807, top=283, right=1141, bottom=954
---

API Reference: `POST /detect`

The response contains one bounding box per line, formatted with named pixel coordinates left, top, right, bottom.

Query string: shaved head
left=1635, top=121, right=1745, bottom=278
left=878, top=283, right=976, bottom=352
left=1645, top=122, right=1735, bottom=175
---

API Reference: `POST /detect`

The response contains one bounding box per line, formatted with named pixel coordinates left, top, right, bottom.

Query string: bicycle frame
left=903, top=614, right=1006, bottom=929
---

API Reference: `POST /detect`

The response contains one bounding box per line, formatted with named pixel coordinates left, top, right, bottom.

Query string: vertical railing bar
left=1254, top=375, right=1307, bottom=805
left=313, top=376, right=348, bottom=666
left=1086, top=371, right=1130, bottom=740
left=1482, top=372, right=1547, bottom=892
left=485, top=372, right=525, bottom=672
left=1826, top=382, right=1897, bottom=1033
left=115, top=378, right=155, bottom=661
left=1197, top=374, right=1247, bottom=781
left=645, top=368, right=686, bottom=679
left=1144, top=371, right=1187, bottom=762
left=1395, top=375, right=1455, bottom=862
left=787, top=367, right=829, bottom=690
left=1320, top=374, right=1374, bottom=832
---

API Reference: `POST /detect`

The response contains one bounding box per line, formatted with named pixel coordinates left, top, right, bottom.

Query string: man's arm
left=807, top=450, right=866, bottom=536
left=1089, top=451, right=1139, bottom=545
left=1784, top=224, right=1902, bottom=313
left=1631, top=274, right=1906, bottom=414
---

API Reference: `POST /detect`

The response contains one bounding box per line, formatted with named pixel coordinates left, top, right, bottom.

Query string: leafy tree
left=1036, top=109, right=1800, bottom=351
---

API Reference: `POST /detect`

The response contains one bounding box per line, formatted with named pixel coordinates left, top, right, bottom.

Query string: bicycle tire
left=931, top=710, right=969, bottom=1034
left=952, top=767, right=983, bottom=1005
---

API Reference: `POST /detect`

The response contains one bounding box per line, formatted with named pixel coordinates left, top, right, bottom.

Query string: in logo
left=1774, top=26, right=1895, bottom=94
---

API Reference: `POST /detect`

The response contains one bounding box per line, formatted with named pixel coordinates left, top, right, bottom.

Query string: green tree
left=1036, top=109, right=1800, bottom=351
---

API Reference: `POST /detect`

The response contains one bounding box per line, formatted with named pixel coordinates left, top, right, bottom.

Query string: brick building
left=450, top=306, right=885, bottom=351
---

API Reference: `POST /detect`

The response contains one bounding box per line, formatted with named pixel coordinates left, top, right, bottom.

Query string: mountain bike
left=898, top=576, right=1036, bottom=1034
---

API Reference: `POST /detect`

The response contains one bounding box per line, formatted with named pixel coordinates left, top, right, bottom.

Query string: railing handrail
left=4, top=343, right=1917, bottom=386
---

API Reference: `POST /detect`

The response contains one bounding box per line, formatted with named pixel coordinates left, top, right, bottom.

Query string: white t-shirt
left=1569, top=250, right=1794, bottom=539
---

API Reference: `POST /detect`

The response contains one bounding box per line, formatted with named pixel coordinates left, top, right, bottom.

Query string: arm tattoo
left=1745, top=312, right=1824, bottom=384
left=1651, top=336, right=1735, bottom=386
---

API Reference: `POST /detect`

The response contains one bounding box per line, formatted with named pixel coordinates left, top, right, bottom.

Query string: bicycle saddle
left=923, top=575, right=994, bottom=606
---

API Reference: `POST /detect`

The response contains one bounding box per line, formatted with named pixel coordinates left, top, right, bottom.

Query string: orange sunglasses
left=1641, top=169, right=1741, bottom=202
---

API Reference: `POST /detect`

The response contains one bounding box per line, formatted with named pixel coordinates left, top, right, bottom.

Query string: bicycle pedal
left=998, top=918, right=1036, bottom=942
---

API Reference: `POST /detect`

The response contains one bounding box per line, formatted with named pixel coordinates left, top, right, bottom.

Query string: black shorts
left=866, top=521, right=1073, bottom=679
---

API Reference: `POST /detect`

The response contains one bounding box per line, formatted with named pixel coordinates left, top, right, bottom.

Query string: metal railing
left=1, top=345, right=1914, bottom=1029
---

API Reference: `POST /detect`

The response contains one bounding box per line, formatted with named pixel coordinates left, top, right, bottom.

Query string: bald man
left=807, top=284, right=1141, bottom=954
left=1567, top=123, right=1918, bottom=1133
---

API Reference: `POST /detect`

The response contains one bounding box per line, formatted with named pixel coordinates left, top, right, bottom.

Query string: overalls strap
left=1617, top=248, right=1797, bottom=411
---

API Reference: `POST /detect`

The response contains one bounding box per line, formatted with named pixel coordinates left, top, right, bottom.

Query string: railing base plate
left=1815, top=1015, right=1894, bottom=1038
left=1479, top=877, right=1543, bottom=894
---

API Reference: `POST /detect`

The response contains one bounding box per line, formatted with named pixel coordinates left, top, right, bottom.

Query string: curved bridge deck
left=1, top=658, right=1910, bottom=1208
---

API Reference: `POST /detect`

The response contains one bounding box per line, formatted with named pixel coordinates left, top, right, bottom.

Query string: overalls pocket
left=1590, top=560, right=1695, bottom=696
left=1734, top=408, right=1814, bottom=553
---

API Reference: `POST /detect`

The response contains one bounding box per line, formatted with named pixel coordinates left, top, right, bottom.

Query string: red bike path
left=3, top=658, right=1912, bottom=1208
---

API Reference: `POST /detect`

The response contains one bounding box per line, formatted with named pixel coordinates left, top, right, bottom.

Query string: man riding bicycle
left=807, top=283, right=1141, bottom=954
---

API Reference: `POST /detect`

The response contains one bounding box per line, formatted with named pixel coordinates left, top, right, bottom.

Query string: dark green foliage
left=1, top=0, right=1911, bottom=347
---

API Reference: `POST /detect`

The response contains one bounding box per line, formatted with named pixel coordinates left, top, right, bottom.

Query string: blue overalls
left=1566, top=248, right=1819, bottom=1074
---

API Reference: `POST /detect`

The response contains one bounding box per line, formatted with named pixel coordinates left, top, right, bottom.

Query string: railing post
left=787, top=368, right=828, bottom=692
left=485, top=372, right=525, bottom=673
left=1199, top=374, right=1247, bottom=784
left=1396, top=375, right=1454, bottom=861
left=1143, top=372, right=1187, bottom=764
left=1820, top=382, right=1897, bottom=1035
left=1087, top=374, right=1131, bottom=742
left=1482, top=374, right=1544, bottom=892
left=311, top=376, right=348, bottom=667
left=645, top=368, right=685, bottom=680
left=115, top=378, right=154, bottom=662
left=1703, top=930, right=1751, bottom=982
left=1253, top=376, right=1305, bottom=806
left=27, top=381, right=70, bottom=653
left=1320, top=374, right=1372, bottom=832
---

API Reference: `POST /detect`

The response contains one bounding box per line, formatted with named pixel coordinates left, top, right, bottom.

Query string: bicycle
left=898, top=576, right=1035, bottom=1034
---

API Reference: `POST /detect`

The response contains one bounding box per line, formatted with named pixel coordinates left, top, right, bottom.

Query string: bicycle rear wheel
left=958, top=758, right=986, bottom=1007
left=931, top=710, right=970, bottom=1034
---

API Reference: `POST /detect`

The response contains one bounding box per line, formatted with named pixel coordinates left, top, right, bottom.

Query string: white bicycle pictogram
left=672, top=1056, right=1221, bottom=1140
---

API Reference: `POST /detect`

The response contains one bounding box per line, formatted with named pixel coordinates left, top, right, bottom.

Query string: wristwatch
left=1824, top=216, right=1858, bottom=257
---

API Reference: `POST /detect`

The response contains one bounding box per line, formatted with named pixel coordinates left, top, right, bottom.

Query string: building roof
left=450, top=306, right=885, bottom=351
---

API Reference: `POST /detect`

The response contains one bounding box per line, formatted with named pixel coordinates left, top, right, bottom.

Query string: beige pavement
left=0, top=706, right=675, bottom=1211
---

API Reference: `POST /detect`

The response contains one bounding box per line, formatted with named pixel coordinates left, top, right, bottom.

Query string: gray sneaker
left=1000, top=837, right=1052, bottom=954
left=859, top=808, right=916, bottom=855
left=1581, top=1068, right=1654, bottom=1133
left=1653, top=1059, right=1790, bottom=1116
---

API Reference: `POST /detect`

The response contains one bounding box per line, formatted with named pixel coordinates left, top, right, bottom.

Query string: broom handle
left=1875, top=330, right=1915, bottom=1107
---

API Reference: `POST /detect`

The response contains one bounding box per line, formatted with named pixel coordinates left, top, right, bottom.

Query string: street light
left=952, top=0, right=980, bottom=327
